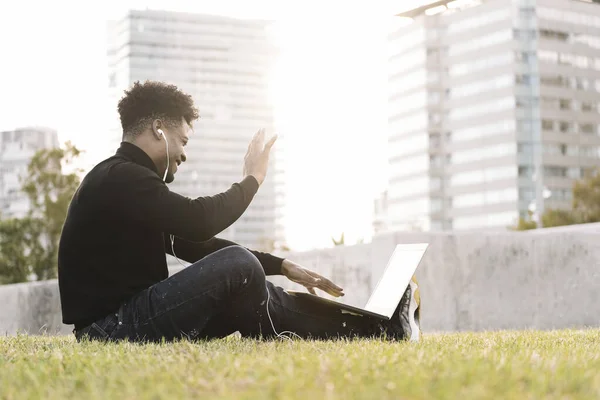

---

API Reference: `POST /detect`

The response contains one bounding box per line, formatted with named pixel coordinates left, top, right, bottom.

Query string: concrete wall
left=2, top=224, right=600, bottom=335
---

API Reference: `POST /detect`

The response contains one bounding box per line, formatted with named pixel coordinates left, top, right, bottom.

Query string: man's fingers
left=306, top=271, right=343, bottom=293
left=308, top=287, right=317, bottom=296
left=264, top=134, right=278, bottom=152
left=250, top=128, right=265, bottom=149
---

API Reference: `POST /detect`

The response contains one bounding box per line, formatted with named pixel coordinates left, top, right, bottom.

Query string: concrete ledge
left=2, top=224, right=600, bottom=335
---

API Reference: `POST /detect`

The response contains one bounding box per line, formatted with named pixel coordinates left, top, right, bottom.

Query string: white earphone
left=157, top=128, right=169, bottom=182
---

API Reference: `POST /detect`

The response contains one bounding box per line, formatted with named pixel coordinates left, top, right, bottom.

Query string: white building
left=106, top=9, right=285, bottom=251
left=0, top=127, right=60, bottom=219
left=387, top=0, right=600, bottom=232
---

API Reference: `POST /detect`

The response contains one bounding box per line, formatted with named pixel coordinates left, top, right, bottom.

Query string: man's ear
left=151, top=119, right=163, bottom=140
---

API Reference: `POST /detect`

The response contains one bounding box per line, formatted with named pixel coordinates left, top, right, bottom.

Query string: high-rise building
left=387, top=0, right=600, bottom=232
left=106, top=9, right=285, bottom=251
left=0, top=127, right=60, bottom=219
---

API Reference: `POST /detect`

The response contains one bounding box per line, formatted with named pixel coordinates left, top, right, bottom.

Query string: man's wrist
left=281, top=259, right=291, bottom=275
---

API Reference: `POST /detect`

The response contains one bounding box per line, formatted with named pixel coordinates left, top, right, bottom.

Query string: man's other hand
left=243, top=128, right=277, bottom=186
left=281, top=259, right=344, bottom=297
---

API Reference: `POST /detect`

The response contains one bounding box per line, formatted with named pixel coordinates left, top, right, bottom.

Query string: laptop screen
left=364, top=243, right=428, bottom=319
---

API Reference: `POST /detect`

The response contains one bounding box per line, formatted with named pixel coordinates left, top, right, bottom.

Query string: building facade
left=387, top=0, right=600, bottom=232
left=0, top=127, right=60, bottom=219
left=107, top=9, right=285, bottom=251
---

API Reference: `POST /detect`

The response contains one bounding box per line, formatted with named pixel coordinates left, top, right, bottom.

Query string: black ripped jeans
left=74, top=246, right=381, bottom=343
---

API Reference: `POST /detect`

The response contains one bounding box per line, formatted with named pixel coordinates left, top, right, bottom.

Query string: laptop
left=286, top=243, right=429, bottom=320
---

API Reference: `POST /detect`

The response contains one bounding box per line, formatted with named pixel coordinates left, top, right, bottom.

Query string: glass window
left=580, top=146, right=600, bottom=158
left=544, top=166, right=567, bottom=177
left=579, top=123, right=597, bottom=135
left=572, top=33, right=600, bottom=50
left=389, top=154, right=428, bottom=178
left=389, top=133, right=428, bottom=157
left=448, top=97, right=514, bottom=121
left=486, top=188, right=518, bottom=204
left=567, top=167, right=582, bottom=179
left=542, top=120, right=555, bottom=131
left=451, top=75, right=512, bottom=99
left=559, top=99, right=571, bottom=110
left=389, top=69, right=426, bottom=96
left=450, top=53, right=513, bottom=77
left=447, top=9, right=511, bottom=34
left=559, top=122, right=572, bottom=133
left=581, top=102, right=595, bottom=112
left=538, top=49, right=558, bottom=64
left=452, top=143, right=515, bottom=165
left=538, top=7, right=600, bottom=30
left=453, top=192, right=485, bottom=208
left=389, top=48, right=426, bottom=76
left=389, top=91, right=427, bottom=114
left=389, top=25, right=425, bottom=56
left=539, top=29, right=569, bottom=41
left=448, top=30, right=512, bottom=57
left=450, top=166, right=515, bottom=187
left=389, top=111, right=427, bottom=132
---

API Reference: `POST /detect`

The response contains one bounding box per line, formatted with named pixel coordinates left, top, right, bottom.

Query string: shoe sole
left=408, top=278, right=421, bottom=342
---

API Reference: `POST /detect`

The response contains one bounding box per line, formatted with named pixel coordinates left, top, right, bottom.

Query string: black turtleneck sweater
left=58, top=142, right=284, bottom=329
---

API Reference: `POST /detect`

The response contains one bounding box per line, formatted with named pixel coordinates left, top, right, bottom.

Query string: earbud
left=157, top=129, right=165, bottom=139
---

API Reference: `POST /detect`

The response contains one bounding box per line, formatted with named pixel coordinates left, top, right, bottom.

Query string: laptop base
left=285, top=290, right=390, bottom=321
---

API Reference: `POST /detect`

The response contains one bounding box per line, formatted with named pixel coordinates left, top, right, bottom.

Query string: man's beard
left=164, top=170, right=175, bottom=184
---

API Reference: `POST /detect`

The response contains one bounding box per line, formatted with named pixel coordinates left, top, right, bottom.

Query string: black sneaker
left=381, top=275, right=421, bottom=341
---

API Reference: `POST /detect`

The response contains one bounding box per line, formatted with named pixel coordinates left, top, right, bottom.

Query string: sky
left=0, top=0, right=425, bottom=251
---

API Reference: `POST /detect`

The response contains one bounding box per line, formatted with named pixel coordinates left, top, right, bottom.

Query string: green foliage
left=0, top=142, right=82, bottom=283
left=512, top=167, right=600, bottom=231
left=572, top=167, right=600, bottom=223
left=0, top=217, right=42, bottom=284
left=331, top=232, right=345, bottom=246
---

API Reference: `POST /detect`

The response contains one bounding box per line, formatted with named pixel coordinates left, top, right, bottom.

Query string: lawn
left=1, top=329, right=599, bottom=399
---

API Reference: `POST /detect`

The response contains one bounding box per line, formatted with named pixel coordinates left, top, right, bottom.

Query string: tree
left=0, top=141, right=82, bottom=283
left=512, top=212, right=538, bottom=231
left=541, top=209, right=578, bottom=228
left=512, top=167, right=600, bottom=231
left=572, top=168, right=600, bottom=223
left=0, top=217, right=43, bottom=284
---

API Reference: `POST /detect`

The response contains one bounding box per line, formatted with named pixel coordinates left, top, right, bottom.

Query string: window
left=450, top=53, right=513, bottom=77
left=539, top=29, right=569, bottom=41
left=453, top=120, right=514, bottom=142
left=544, top=166, right=567, bottom=177
left=452, top=143, right=515, bottom=164
left=429, top=133, right=441, bottom=149
left=538, top=7, right=600, bottom=30
left=580, top=146, right=600, bottom=158
left=567, top=167, right=582, bottom=179
left=451, top=75, right=512, bottom=99
left=449, top=97, right=513, bottom=121
left=579, top=123, right=596, bottom=135
left=429, top=113, right=442, bottom=126
left=515, top=74, right=532, bottom=85
left=559, top=99, right=571, bottom=110
left=519, top=166, right=533, bottom=178
left=514, top=29, right=536, bottom=40
left=542, top=120, right=554, bottom=131
left=448, top=30, right=512, bottom=57
left=559, top=122, right=571, bottom=133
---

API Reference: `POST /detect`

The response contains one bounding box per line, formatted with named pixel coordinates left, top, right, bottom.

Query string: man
left=58, top=80, right=421, bottom=343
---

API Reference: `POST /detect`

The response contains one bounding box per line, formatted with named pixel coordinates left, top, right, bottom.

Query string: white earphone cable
left=162, top=131, right=169, bottom=182
left=162, top=129, right=298, bottom=341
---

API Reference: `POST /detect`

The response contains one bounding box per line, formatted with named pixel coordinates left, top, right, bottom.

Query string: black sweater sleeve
left=109, top=162, right=259, bottom=242
left=164, top=235, right=283, bottom=276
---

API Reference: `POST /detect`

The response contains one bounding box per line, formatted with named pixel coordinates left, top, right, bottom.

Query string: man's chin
left=165, top=172, right=176, bottom=184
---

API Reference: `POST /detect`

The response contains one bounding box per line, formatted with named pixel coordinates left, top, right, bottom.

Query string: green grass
left=1, top=329, right=600, bottom=399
